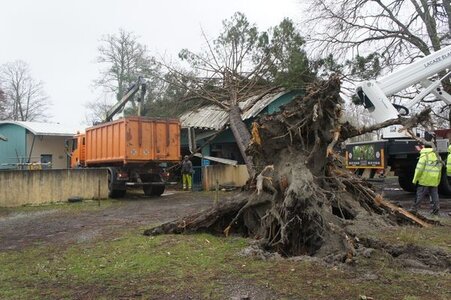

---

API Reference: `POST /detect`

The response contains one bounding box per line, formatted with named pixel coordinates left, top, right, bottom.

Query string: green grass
left=1, top=227, right=450, bottom=300
left=375, top=217, right=451, bottom=251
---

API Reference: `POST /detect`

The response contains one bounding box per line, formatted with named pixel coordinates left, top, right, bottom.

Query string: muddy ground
left=0, top=178, right=449, bottom=252
left=0, top=190, right=215, bottom=251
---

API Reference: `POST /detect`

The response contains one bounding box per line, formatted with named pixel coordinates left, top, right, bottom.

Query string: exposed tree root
left=145, top=74, right=442, bottom=266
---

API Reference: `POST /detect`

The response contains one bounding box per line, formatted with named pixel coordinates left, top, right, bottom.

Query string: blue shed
left=180, top=90, right=299, bottom=161
left=178, top=90, right=300, bottom=189
left=0, top=121, right=77, bottom=169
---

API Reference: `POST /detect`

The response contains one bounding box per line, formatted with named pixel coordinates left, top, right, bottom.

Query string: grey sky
left=0, top=0, right=301, bottom=129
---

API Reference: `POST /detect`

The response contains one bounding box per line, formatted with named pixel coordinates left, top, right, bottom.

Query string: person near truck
left=447, top=145, right=451, bottom=177
left=181, top=155, right=194, bottom=191
left=411, top=145, right=441, bottom=215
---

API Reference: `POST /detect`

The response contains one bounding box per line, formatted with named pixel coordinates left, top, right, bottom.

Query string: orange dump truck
left=70, top=116, right=180, bottom=198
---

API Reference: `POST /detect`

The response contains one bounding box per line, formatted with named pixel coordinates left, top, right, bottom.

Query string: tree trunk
left=228, top=104, right=255, bottom=178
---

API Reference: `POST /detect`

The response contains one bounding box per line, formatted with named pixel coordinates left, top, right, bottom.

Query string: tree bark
left=229, top=104, right=255, bottom=178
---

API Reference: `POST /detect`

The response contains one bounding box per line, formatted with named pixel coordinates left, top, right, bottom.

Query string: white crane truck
left=346, top=45, right=451, bottom=194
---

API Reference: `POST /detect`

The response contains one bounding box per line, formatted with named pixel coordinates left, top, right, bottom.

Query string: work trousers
left=413, top=185, right=439, bottom=212
left=182, top=173, right=192, bottom=190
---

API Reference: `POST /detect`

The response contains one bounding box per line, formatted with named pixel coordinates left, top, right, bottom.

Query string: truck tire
left=152, top=185, right=165, bottom=196
left=438, top=168, right=451, bottom=196
left=143, top=185, right=165, bottom=197
left=108, top=168, right=126, bottom=198
left=398, top=172, right=416, bottom=193
left=142, top=173, right=165, bottom=197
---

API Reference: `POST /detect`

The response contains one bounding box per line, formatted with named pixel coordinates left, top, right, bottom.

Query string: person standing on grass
left=411, top=145, right=441, bottom=215
left=181, top=155, right=194, bottom=191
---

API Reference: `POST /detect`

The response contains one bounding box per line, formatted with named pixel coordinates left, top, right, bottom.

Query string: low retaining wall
left=202, top=165, right=249, bottom=191
left=0, top=169, right=108, bottom=207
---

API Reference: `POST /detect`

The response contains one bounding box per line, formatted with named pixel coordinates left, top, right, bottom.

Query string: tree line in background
left=1, top=1, right=449, bottom=130
left=90, top=3, right=451, bottom=124
left=87, top=4, right=450, bottom=170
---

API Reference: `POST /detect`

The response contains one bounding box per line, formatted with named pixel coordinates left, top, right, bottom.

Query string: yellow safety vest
left=447, top=145, right=451, bottom=176
left=412, top=148, right=441, bottom=187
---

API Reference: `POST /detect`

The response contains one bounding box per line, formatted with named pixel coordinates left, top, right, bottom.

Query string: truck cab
left=68, top=133, right=86, bottom=168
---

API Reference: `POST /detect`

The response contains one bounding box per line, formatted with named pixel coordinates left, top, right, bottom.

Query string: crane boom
left=104, top=76, right=147, bottom=122
left=356, top=45, right=451, bottom=138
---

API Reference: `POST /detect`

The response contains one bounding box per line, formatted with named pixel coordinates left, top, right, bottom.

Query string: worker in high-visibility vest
left=181, top=155, right=194, bottom=191
left=446, top=145, right=451, bottom=176
left=411, top=146, right=441, bottom=215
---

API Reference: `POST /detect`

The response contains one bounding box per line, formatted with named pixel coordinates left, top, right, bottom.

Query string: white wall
left=26, top=134, right=70, bottom=169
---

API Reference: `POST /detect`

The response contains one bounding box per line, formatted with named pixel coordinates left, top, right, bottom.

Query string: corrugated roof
left=180, top=90, right=288, bottom=130
left=0, top=121, right=78, bottom=136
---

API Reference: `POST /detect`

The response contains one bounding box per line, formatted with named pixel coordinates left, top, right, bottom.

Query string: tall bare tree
left=172, top=12, right=313, bottom=176
left=95, top=29, right=153, bottom=102
left=304, top=0, right=451, bottom=124
left=0, top=87, right=7, bottom=120
left=0, top=60, right=50, bottom=121
left=89, top=29, right=162, bottom=121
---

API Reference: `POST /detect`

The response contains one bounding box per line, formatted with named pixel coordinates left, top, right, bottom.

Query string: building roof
left=180, top=90, right=289, bottom=130
left=0, top=121, right=78, bottom=136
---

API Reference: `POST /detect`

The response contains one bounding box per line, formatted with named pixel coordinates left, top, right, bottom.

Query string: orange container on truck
left=70, top=117, right=180, bottom=197
left=69, top=77, right=181, bottom=198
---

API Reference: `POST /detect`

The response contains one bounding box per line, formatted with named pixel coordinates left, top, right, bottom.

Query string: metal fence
left=192, top=166, right=203, bottom=191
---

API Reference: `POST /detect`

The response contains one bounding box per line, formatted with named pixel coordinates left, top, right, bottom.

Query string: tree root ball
left=144, top=75, right=440, bottom=264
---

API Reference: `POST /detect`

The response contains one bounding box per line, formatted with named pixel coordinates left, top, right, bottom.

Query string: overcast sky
left=0, top=0, right=303, bottom=129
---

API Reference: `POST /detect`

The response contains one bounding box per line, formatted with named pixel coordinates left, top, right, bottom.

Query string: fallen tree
left=145, top=75, right=443, bottom=263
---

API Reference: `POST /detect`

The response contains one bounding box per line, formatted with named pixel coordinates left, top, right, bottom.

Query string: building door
left=40, top=154, right=52, bottom=169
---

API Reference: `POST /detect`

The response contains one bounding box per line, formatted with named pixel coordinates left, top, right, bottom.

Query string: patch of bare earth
left=0, top=190, right=215, bottom=251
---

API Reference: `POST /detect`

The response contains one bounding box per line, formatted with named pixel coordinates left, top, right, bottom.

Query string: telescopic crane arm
left=104, top=76, right=147, bottom=122
left=356, top=45, right=451, bottom=138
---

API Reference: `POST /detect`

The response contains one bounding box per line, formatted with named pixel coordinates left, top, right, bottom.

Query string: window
left=40, top=154, right=53, bottom=169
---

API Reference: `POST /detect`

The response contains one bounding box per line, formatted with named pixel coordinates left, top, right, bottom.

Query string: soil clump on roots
left=144, top=75, right=450, bottom=269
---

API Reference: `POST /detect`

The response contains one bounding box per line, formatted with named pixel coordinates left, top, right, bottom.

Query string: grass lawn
left=0, top=209, right=450, bottom=299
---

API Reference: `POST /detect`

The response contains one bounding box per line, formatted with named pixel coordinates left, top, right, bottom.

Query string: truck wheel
left=398, top=173, right=416, bottom=193
left=438, top=169, right=451, bottom=196
left=141, top=173, right=165, bottom=197
left=108, top=168, right=126, bottom=198
left=143, top=185, right=165, bottom=197
left=143, top=186, right=153, bottom=196
left=152, top=185, right=165, bottom=196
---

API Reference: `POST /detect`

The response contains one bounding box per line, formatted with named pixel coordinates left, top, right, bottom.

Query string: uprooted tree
left=164, top=12, right=313, bottom=177
left=145, top=75, right=449, bottom=263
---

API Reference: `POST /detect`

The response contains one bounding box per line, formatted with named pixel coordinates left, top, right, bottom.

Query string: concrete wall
left=0, top=169, right=108, bottom=207
left=26, top=133, right=70, bottom=169
left=202, top=164, right=249, bottom=191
